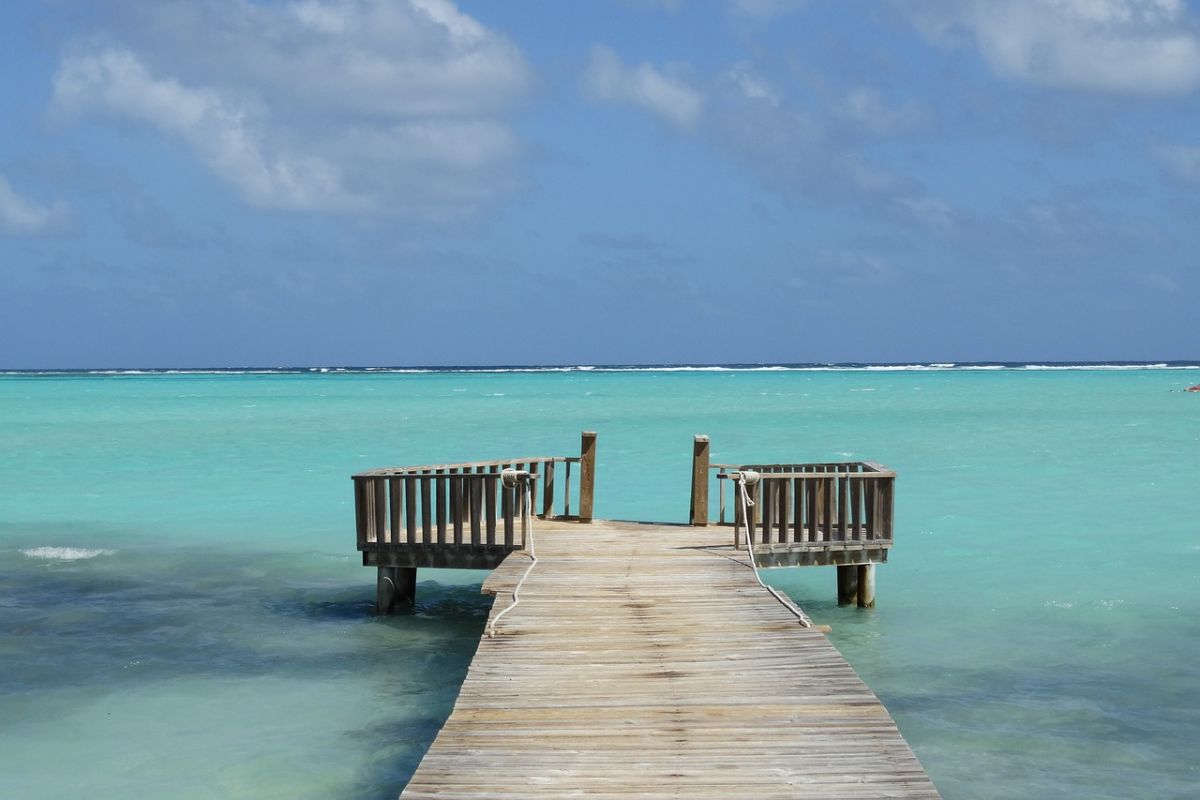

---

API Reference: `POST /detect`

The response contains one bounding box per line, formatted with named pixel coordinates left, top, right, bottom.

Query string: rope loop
left=500, top=468, right=527, bottom=489
left=734, top=471, right=812, bottom=628
left=487, top=474, right=536, bottom=638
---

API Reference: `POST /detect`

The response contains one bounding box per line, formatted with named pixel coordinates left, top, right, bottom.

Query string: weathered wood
left=451, top=471, right=463, bottom=545
left=579, top=431, right=597, bottom=522
left=471, top=475, right=483, bottom=546
left=396, top=520, right=936, bottom=799
left=389, top=477, right=403, bottom=545
left=405, top=475, right=418, bottom=545
left=564, top=459, right=572, bottom=517
left=690, top=435, right=710, bottom=526
left=502, top=485, right=514, bottom=548
left=485, top=474, right=497, bottom=544
left=837, top=564, right=859, bottom=606
left=436, top=474, right=447, bottom=544
left=857, top=563, right=876, bottom=609
left=542, top=459, right=555, bottom=518
left=421, top=470, right=433, bottom=544
left=371, top=477, right=387, bottom=545
left=376, top=565, right=416, bottom=612
left=354, top=478, right=367, bottom=548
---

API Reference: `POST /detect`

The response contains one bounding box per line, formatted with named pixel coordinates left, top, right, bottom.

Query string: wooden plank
left=395, top=519, right=936, bottom=800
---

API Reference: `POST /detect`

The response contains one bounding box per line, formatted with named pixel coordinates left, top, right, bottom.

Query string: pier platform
left=352, top=432, right=939, bottom=798
left=401, top=519, right=939, bottom=799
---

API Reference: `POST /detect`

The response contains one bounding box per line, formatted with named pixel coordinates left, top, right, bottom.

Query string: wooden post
left=689, top=435, right=710, bottom=526
left=542, top=459, right=555, bottom=518
left=857, top=563, right=876, bottom=608
left=377, top=566, right=417, bottom=613
left=836, top=565, right=859, bottom=607
left=579, top=430, right=597, bottom=523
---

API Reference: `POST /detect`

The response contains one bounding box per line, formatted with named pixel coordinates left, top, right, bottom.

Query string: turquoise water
left=1, top=368, right=1197, bottom=798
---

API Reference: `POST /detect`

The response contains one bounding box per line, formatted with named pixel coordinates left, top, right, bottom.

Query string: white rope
left=487, top=470, right=537, bottom=638
left=736, top=472, right=812, bottom=628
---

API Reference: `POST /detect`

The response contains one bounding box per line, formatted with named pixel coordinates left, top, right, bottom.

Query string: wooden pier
left=352, top=433, right=939, bottom=798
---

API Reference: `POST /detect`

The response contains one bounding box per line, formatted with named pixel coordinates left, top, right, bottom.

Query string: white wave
left=22, top=546, right=116, bottom=561
left=1020, top=363, right=1176, bottom=370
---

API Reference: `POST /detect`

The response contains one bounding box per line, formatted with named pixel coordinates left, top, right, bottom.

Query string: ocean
left=1, top=364, right=1197, bottom=799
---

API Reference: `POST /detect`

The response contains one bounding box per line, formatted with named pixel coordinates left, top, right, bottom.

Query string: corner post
left=579, top=430, right=597, bottom=523
left=690, top=435, right=710, bottom=526
left=377, top=566, right=417, bottom=613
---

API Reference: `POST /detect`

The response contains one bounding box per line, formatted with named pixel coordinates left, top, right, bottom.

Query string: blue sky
left=1, top=0, right=1198, bottom=367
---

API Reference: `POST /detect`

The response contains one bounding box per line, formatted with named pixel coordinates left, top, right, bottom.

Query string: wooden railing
left=354, top=457, right=575, bottom=551
left=722, top=463, right=894, bottom=550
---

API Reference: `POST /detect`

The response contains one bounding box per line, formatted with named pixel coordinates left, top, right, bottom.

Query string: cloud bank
left=51, top=0, right=532, bottom=218
left=905, top=0, right=1200, bottom=94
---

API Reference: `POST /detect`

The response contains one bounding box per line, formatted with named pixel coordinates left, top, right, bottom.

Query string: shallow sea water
left=1, top=368, right=1197, bottom=798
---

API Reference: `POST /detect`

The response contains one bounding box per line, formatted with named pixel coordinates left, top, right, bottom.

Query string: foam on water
left=21, top=546, right=117, bottom=560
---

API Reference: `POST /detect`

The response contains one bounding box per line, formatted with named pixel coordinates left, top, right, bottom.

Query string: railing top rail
left=717, top=465, right=896, bottom=480
left=717, top=471, right=895, bottom=480
left=354, top=456, right=570, bottom=478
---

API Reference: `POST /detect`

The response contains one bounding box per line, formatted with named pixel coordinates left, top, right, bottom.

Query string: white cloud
left=1154, top=143, right=1200, bottom=182
left=51, top=0, right=532, bottom=218
left=583, top=45, right=705, bottom=130
left=0, top=173, right=68, bottom=236
left=905, top=0, right=1200, bottom=94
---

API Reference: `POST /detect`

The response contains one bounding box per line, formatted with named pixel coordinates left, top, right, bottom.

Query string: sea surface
left=1, top=364, right=1197, bottom=799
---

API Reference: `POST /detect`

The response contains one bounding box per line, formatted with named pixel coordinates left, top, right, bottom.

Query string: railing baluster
left=528, top=461, right=538, bottom=517
left=354, top=478, right=368, bottom=548
left=792, top=476, right=802, bottom=543
left=565, top=460, right=572, bottom=517
left=811, top=474, right=820, bottom=544
left=837, top=472, right=849, bottom=542
left=486, top=473, right=497, bottom=545
left=371, top=477, right=386, bottom=545
left=436, top=470, right=447, bottom=545
left=389, top=477, right=402, bottom=545
left=881, top=477, right=894, bottom=541
left=850, top=470, right=863, bottom=542
left=520, top=475, right=530, bottom=544
left=405, top=475, right=418, bottom=545
left=778, top=478, right=789, bottom=543
left=470, top=474, right=483, bottom=546
left=421, top=470, right=432, bottom=544
left=502, top=481, right=514, bottom=548
left=451, top=469, right=463, bottom=545
left=761, top=479, right=774, bottom=547
left=718, top=472, right=726, bottom=525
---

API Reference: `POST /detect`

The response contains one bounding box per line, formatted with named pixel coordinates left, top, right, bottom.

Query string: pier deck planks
left=401, top=519, right=940, bottom=799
